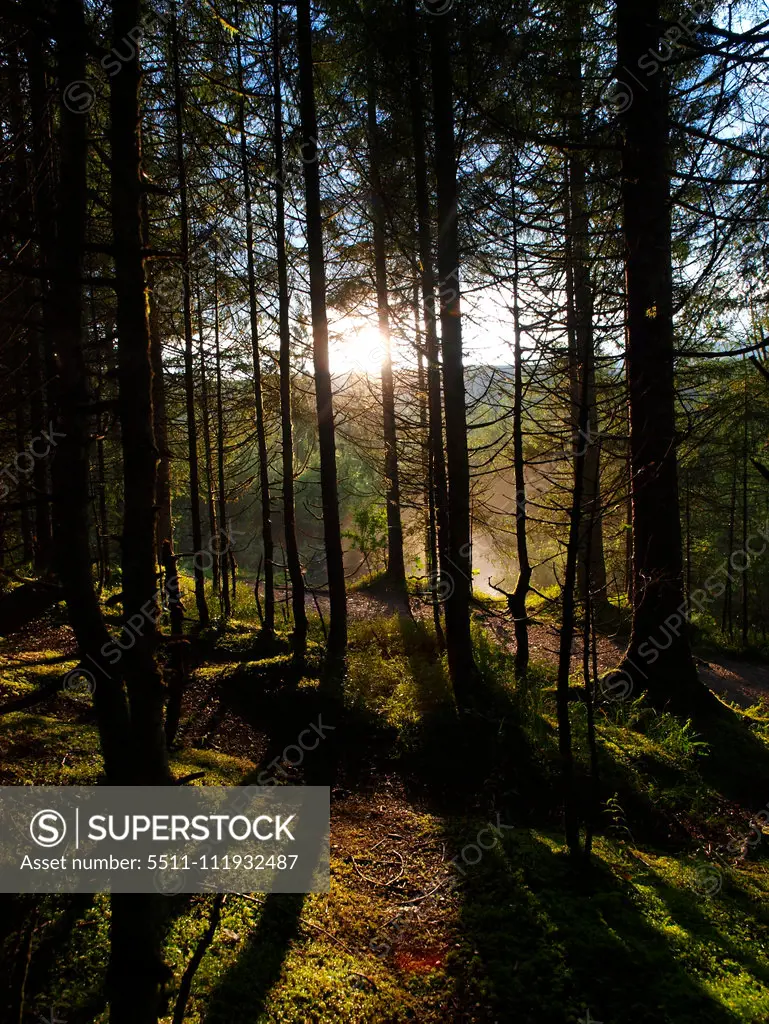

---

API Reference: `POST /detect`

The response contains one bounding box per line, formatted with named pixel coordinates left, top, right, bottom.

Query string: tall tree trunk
left=723, top=451, right=737, bottom=637
left=413, top=265, right=445, bottom=646
left=236, top=27, right=275, bottom=637
left=406, top=0, right=448, bottom=645
left=50, top=0, right=131, bottom=786
left=14, top=352, right=34, bottom=565
left=741, top=367, right=749, bottom=647
left=556, top=292, right=591, bottom=859
left=273, top=0, right=307, bottom=657
left=8, top=60, right=37, bottom=568
left=565, top=0, right=607, bottom=611
left=170, top=3, right=209, bottom=627
left=89, top=288, right=110, bottom=589
left=617, top=0, right=709, bottom=708
left=366, top=70, right=406, bottom=591
left=143, top=198, right=173, bottom=558
left=429, top=7, right=476, bottom=706
left=23, top=29, right=55, bottom=572
left=109, top=1, right=173, bottom=1019
left=111, top=6, right=170, bottom=765
left=510, top=176, right=532, bottom=677
left=196, top=279, right=220, bottom=597
left=213, top=250, right=231, bottom=619
left=296, top=0, right=347, bottom=683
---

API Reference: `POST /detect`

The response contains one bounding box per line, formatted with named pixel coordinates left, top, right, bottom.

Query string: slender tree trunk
left=556, top=285, right=593, bottom=860
left=684, top=468, right=691, bottom=604
left=170, top=4, right=209, bottom=627
left=110, top=6, right=172, bottom=781
left=23, top=29, right=55, bottom=573
left=723, top=451, right=737, bottom=637
left=414, top=266, right=445, bottom=646
left=109, top=2, right=174, bottom=1018
left=8, top=63, right=36, bottom=568
left=143, top=199, right=172, bottom=558
left=510, top=176, right=532, bottom=677
left=213, top=252, right=231, bottom=619
left=14, top=357, right=34, bottom=564
left=741, top=367, right=749, bottom=647
left=406, top=0, right=449, bottom=645
left=617, top=0, right=708, bottom=708
left=236, top=28, right=275, bottom=637
left=196, top=280, right=220, bottom=597
left=89, top=288, right=110, bottom=589
left=564, top=0, right=607, bottom=610
left=429, top=7, right=476, bottom=705
left=50, top=0, right=131, bottom=785
left=366, top=70, right=406, bottom=590
left=273, top=0, right=307, bottom=657
left=296, top=0, right=347, bottom=682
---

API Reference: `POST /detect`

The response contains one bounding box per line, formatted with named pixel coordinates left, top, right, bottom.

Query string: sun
left=329, top=319, right=386, bottom=377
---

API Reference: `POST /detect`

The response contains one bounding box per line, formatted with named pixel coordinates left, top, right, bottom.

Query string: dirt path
left=330, top=587, right=769, bottom=711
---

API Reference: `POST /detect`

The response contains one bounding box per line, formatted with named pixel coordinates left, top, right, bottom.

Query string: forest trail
left=304, top=587, right=769, bottom=712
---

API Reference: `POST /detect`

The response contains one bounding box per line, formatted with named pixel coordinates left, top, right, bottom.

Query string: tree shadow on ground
left=693, top=700, right=769, bottom=808
left=201, top=893, right=307, bottom=1024
left=453, top=833, right=748, bottom=1024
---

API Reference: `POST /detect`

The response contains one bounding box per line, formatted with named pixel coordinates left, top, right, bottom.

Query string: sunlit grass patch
left=0, top=712, right=254, bottom=787
left=346, top=616, right=453, bottom=728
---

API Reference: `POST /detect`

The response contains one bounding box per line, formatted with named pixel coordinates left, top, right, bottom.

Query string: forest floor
left=305, top=579, right=769, bottom=711
left=1, top=583, right=769, bottom=1023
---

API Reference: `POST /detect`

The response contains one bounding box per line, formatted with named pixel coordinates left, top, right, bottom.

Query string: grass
left=2, top=608, right=769, bottom=1022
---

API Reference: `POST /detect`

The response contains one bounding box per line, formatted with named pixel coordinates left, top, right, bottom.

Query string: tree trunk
left=236, top=28, right=275, bottom=637
left=741, top=367, right=749, bottom=647
left=143, top=198, right=173, bottom=559
left=196, top=279, right=220, bottom=597
left=23, top=28, right=55, bottom=573
left=170, top=4, right=209, bottom=627
left=109, top=2, right=174, bottom=1019
left=50, top=0, right=131, bottom=786
left=556, top=301, right=591, bottom=859
left=429, top=8, right=476, bottom=705
left=564, top=0, right=607, bottom=611
left=213, top=253, right=231, bottom=619
left=296, top=0, right=347, bottom=683
left=617, top=0, right=708, bottom=708
left=366, top=70, right=406, bottom=591
left=273, top=0, right=307, bottom=658
left=723, top=451, right=737, bottom=637
left=510, top=175, right=532, bottom=677
left=407, top=0, right=449, bottom=647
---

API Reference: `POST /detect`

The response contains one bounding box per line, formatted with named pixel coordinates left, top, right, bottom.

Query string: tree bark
left=273, top=0, right=307, bottom=658
left=23, top=28, right=55, bottom=573
left=296, top=0, right=347, bottom=683
left=50, top=0, right=131, bottom=785
left=406, top=0, right=449, bottom=645
left=109, top=1, right=174, bottom=1018
left=510, top=176, right=532, bottom=677
left=236, top=26, right=275, bottom=637
left=428, top=8, right=476, bottom=705
left=564, top=0, right=607, bottom=611
left=170, top=3, right=209, bottom=628
left=196, top=278, right=220, bottom=597
left=366, top=70, right=407, bottom=591
left=212, top=252, right=231, bottom=618
left=617, top=0, right=708, bottom=708
left=142, top=198, right=172, bottom=559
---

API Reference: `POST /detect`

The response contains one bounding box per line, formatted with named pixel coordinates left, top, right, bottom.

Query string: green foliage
left=6, top=616, right=769, bottom=1022
left=343, top=504, right=388, bottom=575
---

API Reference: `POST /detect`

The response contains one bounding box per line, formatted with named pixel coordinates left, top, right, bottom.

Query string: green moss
left=5, top=614, right=769, bottom=1021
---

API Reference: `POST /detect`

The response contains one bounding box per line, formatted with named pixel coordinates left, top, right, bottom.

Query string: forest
left=0, top=0, right=769, bottom=1020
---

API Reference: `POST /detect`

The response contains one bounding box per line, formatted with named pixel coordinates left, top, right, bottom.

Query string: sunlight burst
left=330, top=321, right=386, bottom=376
